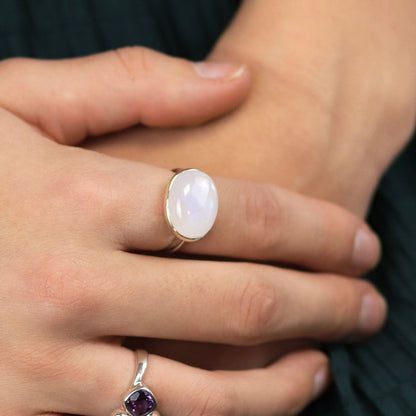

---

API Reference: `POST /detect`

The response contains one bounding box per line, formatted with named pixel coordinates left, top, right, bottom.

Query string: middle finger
left=81, top=251, right=386, bottom=344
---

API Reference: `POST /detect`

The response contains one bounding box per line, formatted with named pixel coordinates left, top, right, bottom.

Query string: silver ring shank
left=133, top=349, right=148, bottom=387
left=112, top=349, right=158, bottom=416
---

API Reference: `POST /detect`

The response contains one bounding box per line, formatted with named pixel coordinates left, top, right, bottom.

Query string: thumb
left=0, top=47, right=249, bottom=145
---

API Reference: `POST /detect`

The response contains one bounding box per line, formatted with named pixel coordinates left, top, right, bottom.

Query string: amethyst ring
left=164, top=168, right=219, bottom=252
left=112, top=350, right=158, bottom=416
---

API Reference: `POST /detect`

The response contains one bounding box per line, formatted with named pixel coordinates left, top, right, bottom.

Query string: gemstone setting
left=124, top=387, right=157, bottom=416
left=165, top=169, right=218, bottom=241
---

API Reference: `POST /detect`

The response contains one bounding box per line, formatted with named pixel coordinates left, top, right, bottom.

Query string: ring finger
left=52, top=345, right=330, bottom=416
left=78, top=251, right=386, bottom=344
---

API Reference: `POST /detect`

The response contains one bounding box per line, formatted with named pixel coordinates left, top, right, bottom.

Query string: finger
left=108, top=165, right=380, bottom=275
left=82, top=251, right=386, bottom=344
left=184, top=178, right=381, bottom=275
left=59, top=346, right=330, bottom=416
left=0, top=48, right=250, bottom=145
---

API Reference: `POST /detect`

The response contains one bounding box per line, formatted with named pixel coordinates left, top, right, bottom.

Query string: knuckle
left=50, top=157, right=120, bottom=225
left=26, top=253, right=99, bottom=326
left=230, top=269, right=279, bottom=345
left=48, top=162, right=92, bottom=209
left=59, top=165, right=102, bottom=208
left=239, top=183, right=287, bottom=253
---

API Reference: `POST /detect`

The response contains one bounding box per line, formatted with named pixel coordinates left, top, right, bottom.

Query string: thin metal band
left=133, top=349, right=148, bottom=387
left=162, top=168, right=188, bottom=253
left=163, top=237, right=185, bottom=253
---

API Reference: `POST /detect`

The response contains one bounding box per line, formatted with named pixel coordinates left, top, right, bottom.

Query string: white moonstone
left=166, top=169, right=218, bottom=240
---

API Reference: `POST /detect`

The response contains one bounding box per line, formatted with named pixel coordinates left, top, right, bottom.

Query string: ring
left=112, top=350, right=158, bottom=416
left=164, top=168, right=219, bottom=252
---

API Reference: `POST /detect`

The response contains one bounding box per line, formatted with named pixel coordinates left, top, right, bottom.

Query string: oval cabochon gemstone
left=166, top=169, right=218, bottom=240
left=125, top=388, right=157, bottom=416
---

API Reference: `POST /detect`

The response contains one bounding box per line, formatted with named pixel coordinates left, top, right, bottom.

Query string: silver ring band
left=133, top=349, right=149, bottom=387
left=112, top=350, right=158, bottom=416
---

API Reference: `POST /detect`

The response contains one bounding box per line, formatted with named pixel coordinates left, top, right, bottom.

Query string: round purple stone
left=125, top=388, right=157, bottom=416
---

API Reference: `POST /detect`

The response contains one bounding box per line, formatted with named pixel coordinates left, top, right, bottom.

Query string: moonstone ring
left=164, top=168, right=219, bottom=252
left=112, top=350, right=157, bottom=416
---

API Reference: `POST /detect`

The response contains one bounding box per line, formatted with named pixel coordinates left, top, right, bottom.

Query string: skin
left=87, top=0, right=416, bottom=217
left=83, top=0, right=416, bottom=374
left=0, top=50, right=386, bottom=415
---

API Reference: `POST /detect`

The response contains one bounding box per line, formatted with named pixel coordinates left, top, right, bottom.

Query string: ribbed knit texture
left=0, top=2, right=415, bottom=415
left=0, top=0, right=239, bottom=60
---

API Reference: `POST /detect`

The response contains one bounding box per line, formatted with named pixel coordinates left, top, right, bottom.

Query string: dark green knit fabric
left=0, top=1, right=415, bottom=415
left=0, top=0, right=238, bottom=60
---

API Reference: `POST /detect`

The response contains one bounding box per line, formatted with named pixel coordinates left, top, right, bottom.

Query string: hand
left=85, top=0, right=416, bottom=217
left=78, top=0, right=415, bottom=376
left=0, top=51, right=386, bottom=415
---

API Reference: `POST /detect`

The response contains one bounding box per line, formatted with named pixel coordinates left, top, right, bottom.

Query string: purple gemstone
left=125, top=388, right=157, bottom=416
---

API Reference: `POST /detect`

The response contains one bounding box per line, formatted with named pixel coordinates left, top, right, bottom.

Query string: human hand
left=86, top=0, right=416, bottom=217
left=78, top=0, right=415, bottom=376
left=0, top=51, right=386, bottom=415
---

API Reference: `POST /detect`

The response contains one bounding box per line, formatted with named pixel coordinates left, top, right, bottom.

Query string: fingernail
left=353, top=227, right=381, bottom=271
left=313, top=366, right=330, bottom=399
left=193, top=62, right=246, bottom=80
left=357, top=293, right=388, bottom=336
